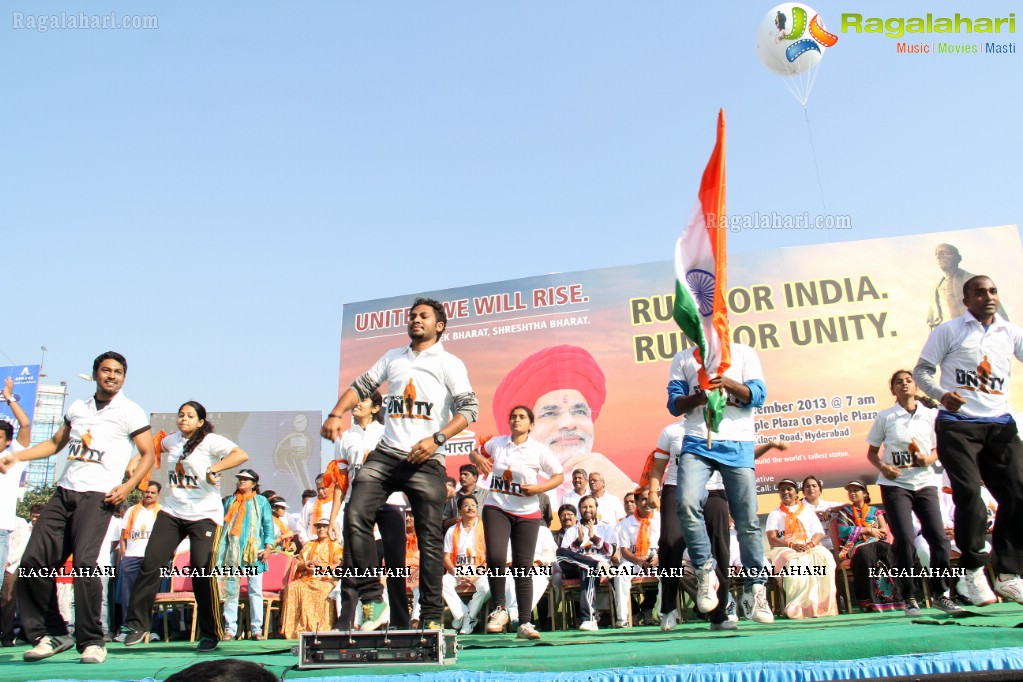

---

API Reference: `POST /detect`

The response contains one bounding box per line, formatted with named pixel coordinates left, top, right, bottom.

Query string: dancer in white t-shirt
left=1, top=352, right=155, bottom=665
left=122, top=400, right=249, bottom=652
left=471, top=405, right=563, bottom=640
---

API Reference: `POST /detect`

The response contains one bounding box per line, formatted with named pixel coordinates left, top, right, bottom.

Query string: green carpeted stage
left=1, top=603, right=1020, bottom=682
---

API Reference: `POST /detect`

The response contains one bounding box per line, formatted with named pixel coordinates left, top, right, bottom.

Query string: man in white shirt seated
left=613, top=490, right=660, bottom=626
left=561, top=469, right=588, bottom=512
left=555, top=495, right=616, bottom=631
left=589, top=472, right=626, bottom=524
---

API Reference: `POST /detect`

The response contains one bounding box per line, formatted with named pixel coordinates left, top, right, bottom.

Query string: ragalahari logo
left=758, top=3, right=838, bottom=76
left=756, top=4, right=839, bottom=104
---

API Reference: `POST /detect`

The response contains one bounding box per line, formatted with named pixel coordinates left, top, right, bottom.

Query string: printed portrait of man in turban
left=491, top=345, right=636, bottom=502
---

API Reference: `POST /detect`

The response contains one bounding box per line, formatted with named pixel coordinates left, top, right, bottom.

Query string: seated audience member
left=830, top=481, right=902, bottom=612
left=271, top=499, right=297, bottom=553
left=554, top=505, right=576, bottom=546
left=300, top=475, right=340, bottom=544
left=589, top=472, right=626, bottom=524
left=555, top=495, right=616, bottom=631
left=456, top=463, right=489, bottom=510
left=281, top=520, right=343, bottom=639
left=800, top=476, right=841, bottom=551
left=561, top=469, right=588, bottom=511
left=622, top=492, right=636, bottom=518
left=442, top=477, right=459, bottom=529
left=765, top=479, right=837, bottom=619
left=443, top=496, right=491, bottom=635
left=538, top=492, right=553, bottom=529
left=406, top=512, right=423, bottom=627
left=613, top=489, right=660, bottom=626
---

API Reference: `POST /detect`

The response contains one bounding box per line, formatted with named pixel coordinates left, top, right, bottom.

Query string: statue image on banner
left=927, top=243, right=1007, bottom=329
left=491, top=345, right=636, bottom=503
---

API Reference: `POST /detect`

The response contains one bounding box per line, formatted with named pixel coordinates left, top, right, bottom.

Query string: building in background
left=24, top=382, right=68, bottom=488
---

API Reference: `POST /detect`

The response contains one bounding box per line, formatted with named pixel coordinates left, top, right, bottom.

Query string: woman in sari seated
left=830, top=481, right=902, bottom=612
left=765, top=479, right=838, bottom=619
left=282, top=520, right=343, bottom=638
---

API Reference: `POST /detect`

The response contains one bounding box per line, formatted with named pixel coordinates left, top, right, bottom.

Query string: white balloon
left=755, top=3, right=825, bottom=77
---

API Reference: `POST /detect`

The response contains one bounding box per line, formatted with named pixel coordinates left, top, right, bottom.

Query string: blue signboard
left=1, top=364, right=40, bottom=434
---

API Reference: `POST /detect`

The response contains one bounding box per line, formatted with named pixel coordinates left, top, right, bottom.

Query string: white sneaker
left=725, top=594, right=739, bottom=623
left=24, top=635, right=73, bottom=662
left=516, top=622, right=541, bottom=640
left=994, top=573, right=1023, bottom=605
left=739, top=591, right=754, bottom=620
left=451, top=614, right=463, bottom=630
left=746, top=584, right=775, bottom=624
left=696, top=560, right=720, bottom=613
left=80, top=645, right=107, bottom=664
left=578, top=620, right=598, bottom=632
left=459, top=617, right=477, bottom=635
left=956, top=567, right=997, bottom=606
left=659, top=610, right=678, bottom=632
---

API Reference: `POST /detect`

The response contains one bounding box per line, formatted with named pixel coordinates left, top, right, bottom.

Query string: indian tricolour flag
left=673, top=110, right=731, bottom=430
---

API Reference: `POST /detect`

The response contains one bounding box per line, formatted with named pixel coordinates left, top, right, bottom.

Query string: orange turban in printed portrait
left=491, top=345, right=607, bottom=436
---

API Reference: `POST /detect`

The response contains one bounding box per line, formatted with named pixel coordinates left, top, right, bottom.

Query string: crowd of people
left=0, top=277, right=1020, bottom=666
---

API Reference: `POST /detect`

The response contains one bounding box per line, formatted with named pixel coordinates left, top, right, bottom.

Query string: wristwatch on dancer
left=433, top=432, right=447, bottom=446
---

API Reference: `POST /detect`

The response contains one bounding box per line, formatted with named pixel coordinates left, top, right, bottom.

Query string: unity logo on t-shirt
left=956, top=356, right=1005, bottom=394
left=890, top=439, right=925, bottom=468
left=386, top=378, right=435, bottom=421
left=491, top=468, right=525, bottom=497
left=169, top=460, right=201, bottom=489
left=66, top=430, right=104, bottom=464
left=455, top=551, right=478, bottom=567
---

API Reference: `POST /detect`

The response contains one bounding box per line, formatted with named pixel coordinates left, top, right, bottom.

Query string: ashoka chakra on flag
left=686, top=269, right=716, bottom=317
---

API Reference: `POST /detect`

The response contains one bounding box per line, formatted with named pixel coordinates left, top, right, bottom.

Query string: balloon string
left=802, top=106, right=829, bottom=222
left=803, top=53, right=824, bottom=108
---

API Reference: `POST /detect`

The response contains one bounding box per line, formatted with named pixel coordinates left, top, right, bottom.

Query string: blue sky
left=2, top=0, right=1019, bottom=419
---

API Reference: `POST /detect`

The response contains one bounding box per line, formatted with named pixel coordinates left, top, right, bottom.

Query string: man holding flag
left=664, top=111, right=773, bottom=630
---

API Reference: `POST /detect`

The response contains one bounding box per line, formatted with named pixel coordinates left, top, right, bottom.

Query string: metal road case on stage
left=297, top=628, right=458, bottom=668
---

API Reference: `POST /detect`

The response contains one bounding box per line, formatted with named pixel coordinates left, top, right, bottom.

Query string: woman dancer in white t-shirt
left=122, top=401, right=249, bottom=651
left=471, top=406, right=563, bottom=640
left=866, top=370, right=963, bottom=616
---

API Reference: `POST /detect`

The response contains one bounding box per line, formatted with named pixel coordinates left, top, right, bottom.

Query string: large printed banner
left=150, top=411, right=321, bottom=506
left=0, top=365, right=40, bottom=432
left=337, top=225, right=1023, bottom=503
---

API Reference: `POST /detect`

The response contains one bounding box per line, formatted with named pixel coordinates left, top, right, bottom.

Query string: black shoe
left=123, top=630, right=148, bottom=647
left=1, top=639, right=14, bottom=647
left=934, top=594, right=967, bottom=615
left=904, top=599, right=921, bottom=618
left=196, top=638, right=218, bottom=652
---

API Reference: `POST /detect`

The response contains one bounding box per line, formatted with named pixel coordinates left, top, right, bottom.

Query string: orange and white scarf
left=634, top=510, right=653, bottom=558
left=122, top=502, right=161, bottom=542
left=780, top=502, right=808, bottom=544
left=450, top=517, right=486, bottom=568
left=225, top=491, right=255, bottom=537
